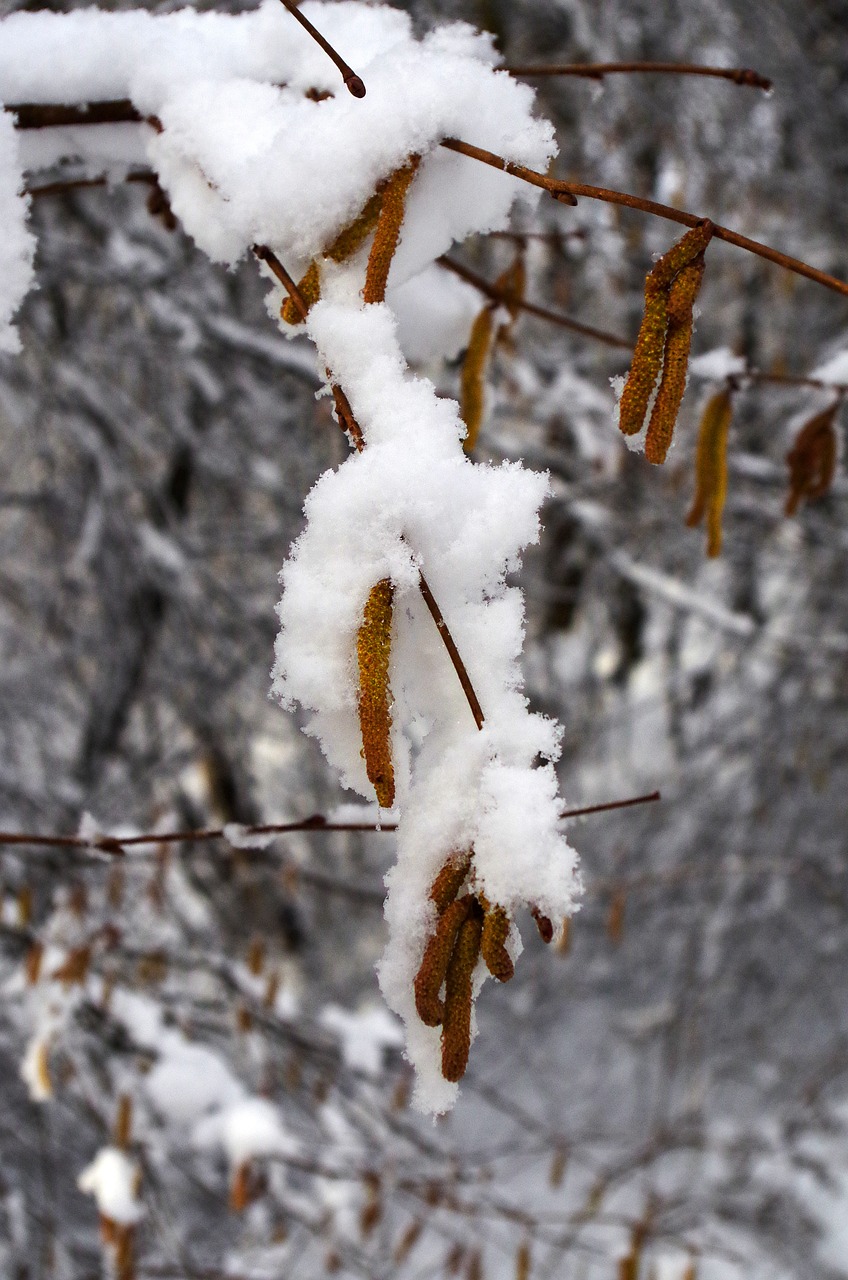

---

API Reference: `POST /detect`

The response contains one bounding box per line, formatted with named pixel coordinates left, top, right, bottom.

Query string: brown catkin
left=785, top=402, right=840, bottom=515
left=414, top=896, right=473, bottom=1027
left=429, top=851, right=473, bottom=914
left=516, top=1241, right=531, bottom=1280
left=648, top=219, right=713, bottom=292
left=363, top=155, right=420, bottom=305
left=324, top=191, right=384, bottom=263
left=441, top=907, right=483, bottom=1082
left=618, top=281, right=669, bottom=436
left=644, top=255, right=705, bottom=465
left=480, top=904, right=514, bottom=982
left=686, top=387, right=733, bottom=557
left=619, top=221, right=712, bottom=440
left=460, top=306, right=495, bottom=453
left=356, top=578, right=395, bottom=808
left=280, top=260, right=321, bottom=325
left=494, top=255, right=527, bottom=337
left=114, top=1095, right=133, bottom=1149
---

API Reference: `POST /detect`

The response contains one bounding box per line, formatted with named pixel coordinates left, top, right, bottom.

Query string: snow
left=689, top=345, right=747, bottom=381
left=810, top=348, right=848, bottom=385
left=320, top=1002, right=404, bottom=1076
left=193, top=1097, right=298, bottom=1168
left=0, top=109, right=35, bottom=354
left=77, top=1148, right=144, bottom=1225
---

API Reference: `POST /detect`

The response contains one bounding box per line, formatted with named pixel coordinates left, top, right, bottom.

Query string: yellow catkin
left=324, top=191, right=384, bottom=264
left=480, top=904, right=514, bottom=982
left=644, top=255, right=705, bottom=465
left=356, top=578, right=395, bottom=808
left=607, top=889, right=626, bottom=945
left=686, top=388, right=732, bottom=557
left=363, top=155, right=420, bottom=305
left=280, top=259, right=321, bottom=325
left=495, top=255, right=527, bottom=338
left=429, top=851, right=473, bottom=914
left=516, top=1241, right=531, bottom=1280
left=618, top=285, right=669, bottom=436
left=785, top=402, right=840, bottom=515
left=114, top=1095, right=133, bottom=1149
left=647, top=220, right=713, bottom=292
left=414, top=896, right=473, bottom=1027
left=619, top=221, right=712, bottom=440
left=441, top=907, right=483, bottom=1082
left=461, top=306, right=495, bottom=453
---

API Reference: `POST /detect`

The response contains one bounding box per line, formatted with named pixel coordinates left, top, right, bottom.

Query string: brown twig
left=441, top=137, right=577, bottom=205
left=416, top=573, right=485, bottom=730
left=12, top=101, right=848, bottom=297
left=27, top=171, right=157, bottom=200
left=276, top=0, right=366, bottom=98
left=0, top=791, right=661, bottom=855
left=438, top=255, right=630, bottom=349
left=503, top=62, right=772, bottom=91
left=444, top=139, right=848, bottom=299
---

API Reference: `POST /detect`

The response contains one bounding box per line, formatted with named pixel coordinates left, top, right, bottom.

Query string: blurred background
left=1, top=0, right=848, bottom=1276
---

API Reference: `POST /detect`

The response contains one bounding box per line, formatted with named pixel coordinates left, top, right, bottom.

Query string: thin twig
left=0, top=792, right=661, bottom=855
left=441, top=137, right=577, bottom=205
left=277, top=0, right=366, bottom=98
left=12, top=101, right=848, bottom=297
left=503, top=62, right=772, bottom=91
left=438, top=255, right=630, bottom=349
left=443, top=139, right=848, bottom=299
left=27, top=171, right=156, bottom=199
left=416, top=572, right=486, bottom=730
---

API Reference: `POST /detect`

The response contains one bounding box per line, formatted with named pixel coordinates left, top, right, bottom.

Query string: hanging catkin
left=685, top=388, right=732, bottom=557
left=441, top=905, right=483, bottom=1082
left=414, top=895, right=473, bottom=1027
left=460, top=306, right=495, bottom=453
left=429, top=852, right=473, bottom=914
left=480, top=904, right=514, bottom=982
left=618, top=220, right=713, bottom=446
left=644, top=254, right=706, bottom=464
left=324, top=190, right=384, bottom=264
left=363, top=155, right=420, bottom=305
left=785, top=401, right=840, bottom=515
left=356, top=578, right=395, bottom=808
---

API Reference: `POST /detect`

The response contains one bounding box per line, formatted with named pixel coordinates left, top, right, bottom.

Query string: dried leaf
left=363, top=155, right=420, bottom=305
left=357, top=578, right=395, bottom=808
left=414, top=895, right=473, bottom=1027
left=441, top=906, right=483, bottom=1082
left=460, top=306, right=495, bottom=453
left=785, top=401, right=840, bottom=515
left=686, top=388, right=732, bottom=556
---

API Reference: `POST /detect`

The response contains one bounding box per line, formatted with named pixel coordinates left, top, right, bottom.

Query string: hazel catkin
left=356, top=578, right=395, bottom=808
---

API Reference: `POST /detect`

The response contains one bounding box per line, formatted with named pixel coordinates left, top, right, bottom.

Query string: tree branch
left=438, top=255, right=630, bottom=349
left=503, top=62, right=772, bottom=91
left=0, top=792, right=661, bottom=855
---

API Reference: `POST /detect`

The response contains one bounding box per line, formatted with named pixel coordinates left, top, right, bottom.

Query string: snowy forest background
left=2, top=0, right=848, bottom=1276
